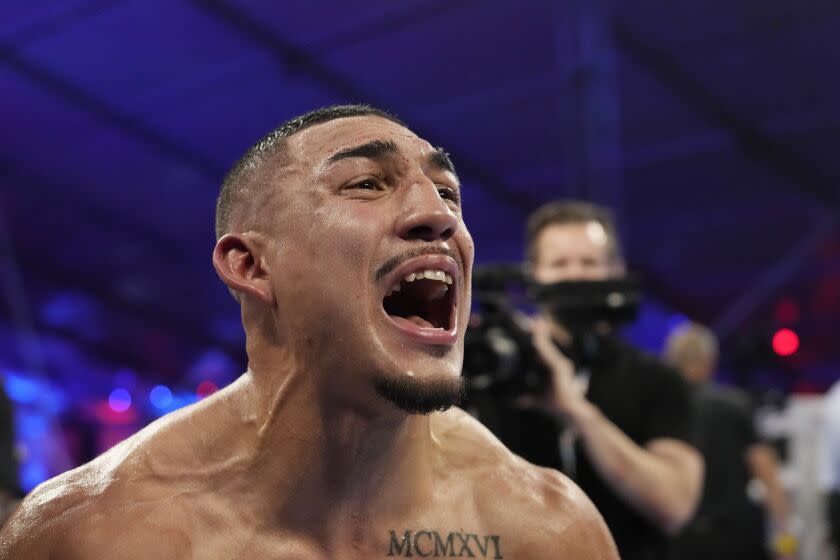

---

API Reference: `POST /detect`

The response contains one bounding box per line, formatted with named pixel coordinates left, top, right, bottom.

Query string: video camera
left=463, top=264, right=641, bottom=399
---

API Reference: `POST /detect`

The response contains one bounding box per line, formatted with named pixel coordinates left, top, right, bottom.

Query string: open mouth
left=383, top=268, right=456, bottom=331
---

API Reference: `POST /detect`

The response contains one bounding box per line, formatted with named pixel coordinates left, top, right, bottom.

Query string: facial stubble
left=374, top=370, right=466, bottom=415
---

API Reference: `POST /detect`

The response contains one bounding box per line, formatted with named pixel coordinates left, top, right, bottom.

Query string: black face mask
left=528, top=277, right=640, bottom=329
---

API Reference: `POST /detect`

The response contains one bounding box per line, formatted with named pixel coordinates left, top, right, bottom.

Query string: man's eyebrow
left=429, top=147, right=456, bottom=176
left=325, top=139, right=398, bottom=166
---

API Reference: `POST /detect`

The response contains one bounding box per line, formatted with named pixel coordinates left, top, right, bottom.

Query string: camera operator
left=474, top=201, right=703, bottom=560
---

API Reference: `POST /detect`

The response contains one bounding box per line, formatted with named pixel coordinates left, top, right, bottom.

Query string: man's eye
left=438, top=187, right=461, bottom=204
left=349, top=179, right=379, bottom=190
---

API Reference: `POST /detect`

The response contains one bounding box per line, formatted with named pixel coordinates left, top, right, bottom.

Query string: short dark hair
left=215, top=104, right=406, bottom=239
left=525, top=200, right=623, bottom=264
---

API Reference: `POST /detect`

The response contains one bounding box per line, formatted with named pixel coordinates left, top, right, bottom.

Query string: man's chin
left=374, top=373, right=465, bottom=415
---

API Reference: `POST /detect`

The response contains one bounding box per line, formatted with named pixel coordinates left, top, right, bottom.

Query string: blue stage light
left=3, top=371, right=42, bottom=404
left=108, top=388, right=132, bottom=412
left=20, top=461, right=48, bottom=493
left=149, top=385, right=173, bottom=409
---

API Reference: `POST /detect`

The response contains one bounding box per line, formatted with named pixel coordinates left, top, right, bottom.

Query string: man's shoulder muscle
left=0, top=414, right=196, bottom=559
left=498, top=466, right=618, bottom=559
left=438, top=410, right=618, bottom=559
left=1, top=465, right=189, bottom=560
left=0, top=463, right=100, bottom=558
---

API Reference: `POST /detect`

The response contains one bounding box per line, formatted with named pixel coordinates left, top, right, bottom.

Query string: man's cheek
left=322, top=209, right=380, bottom=263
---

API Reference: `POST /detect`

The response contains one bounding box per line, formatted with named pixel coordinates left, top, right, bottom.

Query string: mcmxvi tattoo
left=387, top=529, right=503, bottom=558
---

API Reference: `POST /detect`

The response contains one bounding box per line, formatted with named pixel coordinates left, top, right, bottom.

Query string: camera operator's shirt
left=670, top=385, right=766, bottom=560
left=476, top=336, right=695, bottom=560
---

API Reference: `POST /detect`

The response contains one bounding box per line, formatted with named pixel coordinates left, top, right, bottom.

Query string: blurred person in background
left=476, top=200, right=703, bottom=560
left=0, top=381, right=20, bottom=525
left=0, top=106, right=618, bottom=559
left=821, top=378, right=840, bottom=559
left=665, top=322, right=796, bottom=560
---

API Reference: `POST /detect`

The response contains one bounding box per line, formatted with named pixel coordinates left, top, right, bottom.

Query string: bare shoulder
left=0, top=402, right=215, bottom=559
left=0, top=463, right=85, bottom=558
left=1, top=466, right=140, bottom=558
left=435, top=409, right=618, bottom=560
left=499, top=466, right=619, bottom=559
left=1, top=447, right=193, bottom=560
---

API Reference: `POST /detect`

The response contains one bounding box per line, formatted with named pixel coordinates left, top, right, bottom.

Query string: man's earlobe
left=212, top=233, right=273, bottom=303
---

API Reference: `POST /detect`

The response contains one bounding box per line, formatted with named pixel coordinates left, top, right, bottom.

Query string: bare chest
left=184, top=526, right=508, bottom=560
left=155, top=499, right=510, bottom=560
left=121, top=476, right=515, bottom=559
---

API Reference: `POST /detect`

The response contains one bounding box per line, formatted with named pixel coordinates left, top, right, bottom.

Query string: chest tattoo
left=386, top=529, right=503, bottom=558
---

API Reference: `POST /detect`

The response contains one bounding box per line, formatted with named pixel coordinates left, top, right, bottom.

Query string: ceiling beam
left=309, top=0, right=477, bottom=55
left=613, top=23, right=840, bottom=213
left=713, top=216, right=836, bottom=337
left=0, top=45, right=224, bottom=180
left=2, top=0, right=124, bottom=46
left=191, top=0, right=543, bottom=215
left=613, top=23, right=839, bottom=333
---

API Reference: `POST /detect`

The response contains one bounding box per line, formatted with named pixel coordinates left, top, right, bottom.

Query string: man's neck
left=219, top=354, right=437, bottom=533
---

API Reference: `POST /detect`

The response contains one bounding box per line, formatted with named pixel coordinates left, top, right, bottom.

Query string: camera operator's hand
left=529, top=318, right=703, bottom=535
left=530, top=317, right=594, bottom=425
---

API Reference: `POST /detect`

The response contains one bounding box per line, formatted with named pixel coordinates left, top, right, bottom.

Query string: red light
left=92, top=401, right=138, bottom=425
left=772, top=329, right=800, bottom=356
left=196, top=380, right=219, bottom=398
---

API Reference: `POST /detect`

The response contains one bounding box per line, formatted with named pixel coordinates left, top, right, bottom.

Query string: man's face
left=531, top=222, right=613, bottom=284
left=255, top=115, right=473, bottom=413
left=680, top=356, right=716, bottom=385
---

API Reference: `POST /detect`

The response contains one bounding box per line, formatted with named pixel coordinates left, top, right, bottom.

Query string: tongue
left=406, top=315, right=437, bottom=329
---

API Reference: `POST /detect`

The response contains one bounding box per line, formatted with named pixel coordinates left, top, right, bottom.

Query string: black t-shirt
left=690, top=385, right=759, bottom=518
left=0, top=385, right=19, bottom=496
left=669, top=385, right=767, bottom=560
left=475, top=336, right=695, bottom=560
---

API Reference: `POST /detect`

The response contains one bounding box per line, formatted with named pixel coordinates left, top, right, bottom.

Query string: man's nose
left=396, top=180, right=458, bottom=242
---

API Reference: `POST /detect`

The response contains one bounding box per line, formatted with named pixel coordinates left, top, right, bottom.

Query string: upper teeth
left=389, top=269, right=453, bottom=295
left=403, top=269, right=453, bottom=285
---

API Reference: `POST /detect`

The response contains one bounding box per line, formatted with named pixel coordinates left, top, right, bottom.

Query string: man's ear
left=212, top=233, right=273, bottom=304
